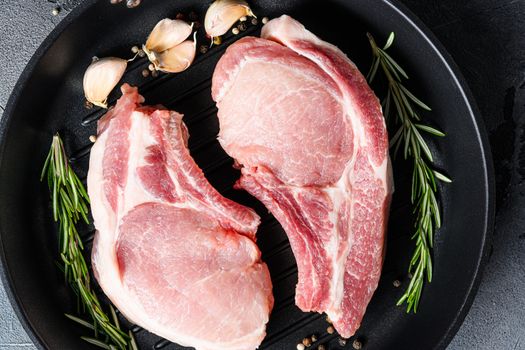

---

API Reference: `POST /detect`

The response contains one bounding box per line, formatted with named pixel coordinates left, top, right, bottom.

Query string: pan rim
left=379, top=1, right=495, bottom=348
left=0, top=0, right=495, bottom=349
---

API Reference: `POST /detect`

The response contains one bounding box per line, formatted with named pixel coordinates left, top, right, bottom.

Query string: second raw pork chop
left=212, top=16, right=392, bottom=337
left=88, top=84, right=273, bottom=350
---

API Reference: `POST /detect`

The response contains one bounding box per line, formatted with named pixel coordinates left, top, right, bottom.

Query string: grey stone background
left=0, top=0, right=524, bottom=349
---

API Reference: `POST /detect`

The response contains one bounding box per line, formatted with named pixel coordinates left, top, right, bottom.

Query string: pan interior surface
left=0, top=0, right=493, bottom=349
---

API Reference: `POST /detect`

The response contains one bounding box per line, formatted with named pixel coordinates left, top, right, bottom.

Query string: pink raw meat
left=88, top=84, right=273, bottom=350
left=212, top=15, right=393, bottom=338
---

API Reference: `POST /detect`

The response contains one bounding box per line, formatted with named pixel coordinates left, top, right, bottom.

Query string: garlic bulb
left=155, top=36, right=197, bottom=73
left=83, top=57, right=127, bottom=108
left=205, top=0, right=255, bottom=38
left=145, top=19, right=193, bottom=53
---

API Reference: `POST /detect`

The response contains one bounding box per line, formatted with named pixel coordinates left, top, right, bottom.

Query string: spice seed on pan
left=393, top=279, right=401, bottom=287
left=302, top=337, right=312, bottom=347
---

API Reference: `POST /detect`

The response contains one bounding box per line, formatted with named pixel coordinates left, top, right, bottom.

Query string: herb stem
left=41, top=134, right=137, bottom=349
left=366, top=33, right=451, bottom=312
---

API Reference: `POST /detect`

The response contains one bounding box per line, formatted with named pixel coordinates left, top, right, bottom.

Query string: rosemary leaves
left=366, top=33, right=451, bottom=312
left=41, top=134, right=136, bottom=349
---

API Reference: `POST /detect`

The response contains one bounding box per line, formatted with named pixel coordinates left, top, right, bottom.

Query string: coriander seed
left=393, top=279, right=401, bottom=287
left=352, top=339, right=362, bottom=349
left=327, top=326, right=335, bottom=334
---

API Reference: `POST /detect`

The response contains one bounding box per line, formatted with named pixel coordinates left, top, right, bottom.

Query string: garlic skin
left=145, top=19, right=194, bottom=53
left=205, top=0, right=255, bottom=38
left=83, top=57, right=127, bottom=108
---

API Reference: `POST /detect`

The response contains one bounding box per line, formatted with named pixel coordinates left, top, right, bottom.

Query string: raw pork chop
left=212, top=15, right=392, bottom=338
left=88, top=84, right=273, bottom=350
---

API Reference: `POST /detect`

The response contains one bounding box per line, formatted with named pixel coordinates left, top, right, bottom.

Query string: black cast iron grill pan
left=0, top=0, right=494, bottom=349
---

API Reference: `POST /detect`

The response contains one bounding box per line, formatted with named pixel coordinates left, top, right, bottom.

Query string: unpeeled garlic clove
left=204, top=0, right=255, bottom=38
left=83, top=57, right=127, bottom=108
left=155, top=34, right=197, bottom=73
left=145, top=18, right=194, bottom=53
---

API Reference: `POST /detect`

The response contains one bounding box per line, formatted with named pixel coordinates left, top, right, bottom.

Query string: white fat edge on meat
left=215, top=58, right=250, bottom=154
left=90, top=111, right=172, bottom=333
left=214, top=58, right=248, bottom=104
left=88, top=127, right=114, bottom=241
left=88, top=128, right=119, bottom=286
left=324, top=128, right=391, bottom=325
left=322, top=97, right=362, bottom=321
left=91, top=110, right=161, bottom=328
left=120, top=110, right=159, bottom=216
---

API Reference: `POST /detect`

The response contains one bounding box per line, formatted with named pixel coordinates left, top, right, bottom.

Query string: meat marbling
left=212, top=15, right=393, bottom=337
left=88, top=84, right=273, bottom=350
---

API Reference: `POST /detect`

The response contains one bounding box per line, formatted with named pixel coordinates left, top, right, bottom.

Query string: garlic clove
left=83, top=57, right=127, bottom=108
left=204, top=0, right=255, bottom=38
left=145, top=18, right=193, bottom=53
left=155, top=35, right=197, bottom=73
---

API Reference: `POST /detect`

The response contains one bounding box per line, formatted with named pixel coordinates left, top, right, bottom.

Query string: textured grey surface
left=0, top=1, right=524, bottom=349
left=0, top=1, right=61, bottom=348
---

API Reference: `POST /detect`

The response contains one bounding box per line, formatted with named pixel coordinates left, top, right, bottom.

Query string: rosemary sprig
left=41, top=134, right=136, bottom=349
left=366, top=33, right=452, bottom=312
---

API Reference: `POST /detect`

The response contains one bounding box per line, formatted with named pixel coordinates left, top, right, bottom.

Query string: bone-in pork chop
left=212, top=15, right=392, bottom=338
left=88, top=84, right=273, bottom=350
